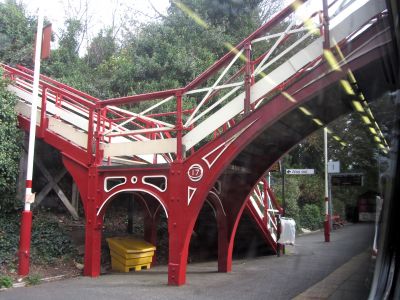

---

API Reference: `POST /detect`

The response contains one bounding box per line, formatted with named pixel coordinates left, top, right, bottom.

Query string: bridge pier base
left=217, top=198, right=248, bottom=273
left=167, top=163, right=192, bottom=286
left=83, top=165, right=103, bottom=277
left=62, top=156, right=104, bottom=277
left=217, top=220, right=231, bottom=272
left=167, top=208, right=192, bottom=285
left=83, top=219, right=103, bottom=277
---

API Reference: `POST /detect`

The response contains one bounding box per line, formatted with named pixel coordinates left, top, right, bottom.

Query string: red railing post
left=38, top=86, right=48, bottom=137
left=95, top=109, right=104, bottom=165
left=87, top=108, right=95, bottom=165
left=244, top=42, right=252, bottom=115
left=176, top=92, right=184, bottom=162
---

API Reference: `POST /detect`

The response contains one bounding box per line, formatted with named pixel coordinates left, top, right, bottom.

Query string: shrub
left=0, top=275, right=13, bottom=288
left=0, top=213, right=76, bottom=267
left=300, top=204, right=323, bottom=230
left=0, top=75, right=22, bottom=214
left=25, top=274, right=41, bottom=286
left=282, top=177, right=301, bottom=228
left=0, top=214, right=20, bottom=266
left=30, top=214, right=77, bottom=263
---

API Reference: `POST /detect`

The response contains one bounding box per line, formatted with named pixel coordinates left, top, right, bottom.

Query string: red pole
left=39, top=87, right=47, bottom=137
left=176, top=92, right=183, bottom=162
left=324, top=196, right=330, bottom=242
left=18, top=210, right=33, bottom=275
left=87, top=108, right=94, bottom=164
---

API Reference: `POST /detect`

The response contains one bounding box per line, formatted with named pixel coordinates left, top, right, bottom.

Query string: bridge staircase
left=1, top=0, right=395, bottom=286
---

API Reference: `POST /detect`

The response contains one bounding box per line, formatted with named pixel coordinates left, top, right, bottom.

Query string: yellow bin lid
left=106, top=237, right=156, bottom=254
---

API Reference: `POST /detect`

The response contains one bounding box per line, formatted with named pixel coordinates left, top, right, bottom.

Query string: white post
left=18, top=5, right=44, bottom=276
left=25, top=6, right=44, bottom=209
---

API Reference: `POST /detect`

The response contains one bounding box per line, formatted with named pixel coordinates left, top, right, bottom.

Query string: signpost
left=286, top=169, right=315, bottom=175
left=331, top=173, right=363, bottom=186
left=328, top=161, right=340, bottom=173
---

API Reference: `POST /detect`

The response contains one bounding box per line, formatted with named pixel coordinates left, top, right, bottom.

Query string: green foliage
left=286, top=110, right=385, bottom=220
left=0, top=213, right=76, bottom=266
left=0, top=0, right=35, bottom=66
left=86, top=28, right=117, bottom=68
left=0, top=75, right=22, bottom=213
left=298, top=176, right=324, bottom=208
left=300, top=204, right=323, bottom=230
left=0, top=275, right=13, bottom=288
left=0, top=214, right=20, bottom=265
left=43, top=17, right=84, bottom=73
left=169, top=0, right=264, bottom=41
left=284, top=196, right=300, bottom=229
left=274, top=176, right=301, bottom=226
left=25, top=274, right=41, bottom=285
left=333, top=199, right=345, bottom=217
left=30, top=214, right=77, bottom=263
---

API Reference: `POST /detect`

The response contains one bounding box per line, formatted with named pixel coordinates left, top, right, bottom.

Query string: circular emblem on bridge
left=187, top=164, right=204, bottom=182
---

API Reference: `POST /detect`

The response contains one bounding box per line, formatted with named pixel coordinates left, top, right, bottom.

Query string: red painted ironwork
left=2, top=0, right=393, bottom=287
left=18, top=210, right=32, bottom=275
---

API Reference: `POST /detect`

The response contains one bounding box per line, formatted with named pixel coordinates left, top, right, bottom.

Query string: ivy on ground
left=0, top=213, right=77, bottom=267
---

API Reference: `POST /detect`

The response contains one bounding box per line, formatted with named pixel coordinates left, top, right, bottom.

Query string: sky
left=20, top=0, right=170, bottom=53
left=23, top=0, right=170, bottom=30
left=5, top=0, right=366, bottom=55
left=20, top=0, right=322, bottom=33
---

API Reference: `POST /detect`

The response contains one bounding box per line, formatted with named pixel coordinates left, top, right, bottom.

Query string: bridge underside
left=217, top=31, right=397, bottom=221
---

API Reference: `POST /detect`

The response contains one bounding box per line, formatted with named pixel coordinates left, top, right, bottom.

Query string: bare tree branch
left=148, top=0, right=167, bottom=19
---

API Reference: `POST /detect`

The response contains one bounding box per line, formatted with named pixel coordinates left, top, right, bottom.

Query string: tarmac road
left=1, top=223, right=374, bottom=300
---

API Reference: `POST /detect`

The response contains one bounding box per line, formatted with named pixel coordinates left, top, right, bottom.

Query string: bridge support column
left=83, top=166, right=103, bottom=277
left=83, top=217, right=103, bottom=276
left=168, top=218, right=191, bottom=285
left=217, top=199, right=247, bottom=273
left=62, top=156, right=103, bottom=277
left=217, top=216, right=231, bottom=272
left=167, top=163, right=192, bottom=286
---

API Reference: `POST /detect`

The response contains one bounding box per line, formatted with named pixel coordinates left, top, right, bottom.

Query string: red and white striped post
left=18, top=6, right=44, bottom=276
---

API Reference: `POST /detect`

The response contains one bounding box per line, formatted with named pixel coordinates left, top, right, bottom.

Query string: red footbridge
left=1, top=0, right=398, bottom=285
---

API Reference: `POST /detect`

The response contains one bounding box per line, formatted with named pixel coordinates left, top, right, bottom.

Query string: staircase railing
left=96, top=0, right=384, bottom=163
left=2, top=63, right=99, bottom=164
left=2, top=0, right=386, bottom=166
left=248, top=174, right=283, bottom=244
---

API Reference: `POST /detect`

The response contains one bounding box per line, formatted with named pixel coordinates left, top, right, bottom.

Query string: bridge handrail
left=248, top=175, right=283, bottom=242
left=94, top=0, right=382, bottom=159
left=3, top=0, right=387, bottom=166
left=2, top=64, right=97, bottom=110
left=94, top=0, right=323, bottom=158
left=16, top=64, right=100, bottom=104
